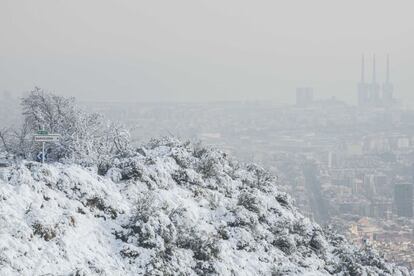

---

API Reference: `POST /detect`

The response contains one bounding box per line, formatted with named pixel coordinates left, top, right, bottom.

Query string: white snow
left=0, top=139, right=411, bottom=275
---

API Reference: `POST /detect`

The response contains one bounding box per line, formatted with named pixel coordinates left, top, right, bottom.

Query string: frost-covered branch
left=6, top=87, right=132, bottom=168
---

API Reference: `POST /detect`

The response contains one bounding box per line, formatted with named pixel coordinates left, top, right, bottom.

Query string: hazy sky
left=1, top=0, right=413, bottom=104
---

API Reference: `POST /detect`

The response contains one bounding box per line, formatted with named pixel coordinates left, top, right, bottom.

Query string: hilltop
left=0, top=138, right=411, bottom=275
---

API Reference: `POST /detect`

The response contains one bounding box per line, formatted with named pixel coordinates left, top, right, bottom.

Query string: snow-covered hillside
left=0, top=138, right=411, bottom=275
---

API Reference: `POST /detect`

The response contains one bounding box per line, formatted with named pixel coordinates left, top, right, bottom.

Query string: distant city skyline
left=1, top=1, right=413, bottom=105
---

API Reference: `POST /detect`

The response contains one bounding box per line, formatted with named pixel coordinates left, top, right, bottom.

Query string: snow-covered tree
left=0, top=121, right=33, bottom=158
left=4, top=87, right=131, bottom=170
left=0, top=127, right=9, bottom=152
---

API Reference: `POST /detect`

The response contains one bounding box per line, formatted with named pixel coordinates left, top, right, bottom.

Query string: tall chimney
left=372, top=54, right=376, bottom=83
left=361, top=54, right=365, bottom=82
left=386, top=54, right=390, bottom=83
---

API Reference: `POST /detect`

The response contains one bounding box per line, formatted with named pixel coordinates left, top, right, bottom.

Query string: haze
left=1, top=0, right=413, bottom=103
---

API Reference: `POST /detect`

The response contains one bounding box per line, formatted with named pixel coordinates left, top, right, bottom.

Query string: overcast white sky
left=1, top=0, right=413, bottom=104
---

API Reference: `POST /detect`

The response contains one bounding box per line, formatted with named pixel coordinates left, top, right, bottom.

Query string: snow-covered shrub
left=309, top=230, right=328, bottom=256
left=123, top=188, right=223, bottom=273
left=132, top=192, right=156, bottom=223
left=206, top=190, right=223, bottom=210
left=126, top=193, right=177, bottom=250
left=85, top=196, right=118, bottom=219
left=197, top=156, right=219, bottom=179
left=3, top=88, right=131, bottom=170
left=194, top=147, right=227, bottom=180
left=175, top=225, right=220, bottom=261
left=238, top=191, right=260, bottom=213
left=272, top=234, right=297, bottom=255
left=170, top=141, right=193, bottom=169
left=32, top=222, right=57, bottom=241
left=275, top=192, right=292, bottom=208
left=118, top=158, right=146, bottom=181
left=244, top=164, right=275, bottom=190
left=227, top=205, right=258, bottom=228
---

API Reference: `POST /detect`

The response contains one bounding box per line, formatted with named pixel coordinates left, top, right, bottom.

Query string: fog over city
left=1, top=0, right=414, bottom=103
left=1, top=1, right=414, bottom=275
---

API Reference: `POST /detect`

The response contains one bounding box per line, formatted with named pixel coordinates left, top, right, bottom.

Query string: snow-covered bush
left=3, top=87, right=131, bottom=170
left=0, top=121, right=33, bottom=159
left=238, top=191, right=261, bottom=213
left=132, top=192, right=156, bottom=223
left=32, top=222, right=57, bottom=241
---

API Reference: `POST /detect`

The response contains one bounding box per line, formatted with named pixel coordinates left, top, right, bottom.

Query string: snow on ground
left=0, top=139, right=412, bottom=275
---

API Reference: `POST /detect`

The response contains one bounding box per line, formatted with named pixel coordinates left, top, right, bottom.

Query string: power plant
left=358, top=54, right=395, bottom=107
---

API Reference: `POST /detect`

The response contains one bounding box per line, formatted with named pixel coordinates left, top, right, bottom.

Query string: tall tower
left=357, top=54, right=369, bottom=106
left=382, top=54, right=394, bottom=106
left=369, top=54, right=380, bottom=106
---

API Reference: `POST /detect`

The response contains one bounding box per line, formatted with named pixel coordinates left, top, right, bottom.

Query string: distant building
left=296, top=87, right=313, bottom=107
left=394, top=183, right=413, bottom=217
left=369, top=198, right=392, bottom=219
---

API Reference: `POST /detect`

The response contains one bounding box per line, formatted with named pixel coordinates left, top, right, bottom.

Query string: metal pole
left=42, top=142, right=45, bottom=164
